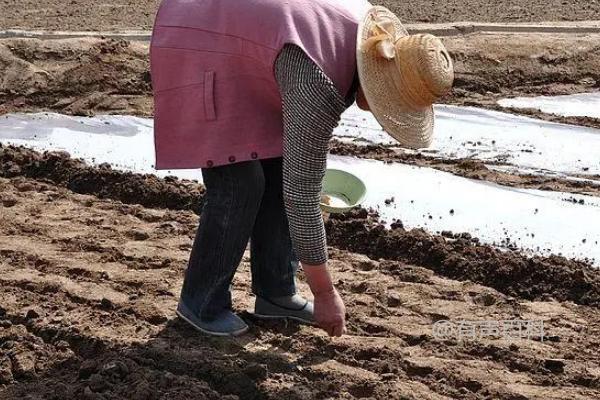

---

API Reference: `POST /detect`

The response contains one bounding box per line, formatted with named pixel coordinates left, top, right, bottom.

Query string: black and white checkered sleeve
left=275, top=45, right=347, bottom=265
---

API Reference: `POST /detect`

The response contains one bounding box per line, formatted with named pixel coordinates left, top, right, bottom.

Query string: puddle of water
left=498, top=93, right=600, bottom=119
left=1, top=111, right=599, bottom=265
left=335, top=105, right=600, bottom=177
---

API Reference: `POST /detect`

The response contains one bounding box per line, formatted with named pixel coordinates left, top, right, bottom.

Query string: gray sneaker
left=254, top=294, right=315, bottom=325
left=176, top=301, right=249, bottom=337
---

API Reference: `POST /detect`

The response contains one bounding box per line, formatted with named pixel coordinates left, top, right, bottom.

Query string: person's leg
left=180, top=160, right=265, bottom=323
left=250, top=157, right=298, bottom=298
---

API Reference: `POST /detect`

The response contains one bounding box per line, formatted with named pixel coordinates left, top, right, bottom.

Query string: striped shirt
left=275, top=45, right=353, bottom=265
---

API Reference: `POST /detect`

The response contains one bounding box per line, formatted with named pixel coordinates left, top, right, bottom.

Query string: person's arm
left=275, top=45, right=347, bottom=336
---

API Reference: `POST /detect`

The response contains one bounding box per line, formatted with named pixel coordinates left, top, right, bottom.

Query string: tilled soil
left=474, top=104, right=600, bottom=131
left=1, top=143, right=600, bottom=305
left=379, top=0, right=600, bottom=23
left=2, top=3, right=600, bottom=397
left=1, top=0, right=600, bottom=32
left=2, top=33, right=600, bottom=120
left=1, top=149, right=600, bottom=399
left=443, top=33, right=600, bottom=112
left=0, top=38, right=151, bottom=116
left=0, top=0, right=161, bottom=32
left=0, top=145, right=205, bottom=212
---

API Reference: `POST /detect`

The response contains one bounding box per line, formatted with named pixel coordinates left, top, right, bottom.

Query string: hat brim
left=356, top=6, right=434, bottom=149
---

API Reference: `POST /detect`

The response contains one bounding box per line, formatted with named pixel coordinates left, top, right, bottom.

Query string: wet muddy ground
left=1, top=147, right=600, bottom=399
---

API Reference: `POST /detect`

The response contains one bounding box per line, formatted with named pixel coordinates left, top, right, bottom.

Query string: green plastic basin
left=320, top=169, right=367, bottom=213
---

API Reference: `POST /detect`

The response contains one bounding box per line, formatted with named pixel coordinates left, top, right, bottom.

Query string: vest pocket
left=204, top=71, right=216, bottom=121
left=153, top=69, right=217, bottom=123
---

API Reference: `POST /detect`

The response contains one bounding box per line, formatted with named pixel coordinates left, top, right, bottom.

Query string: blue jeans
left=180, top=157, right=298, bottom=320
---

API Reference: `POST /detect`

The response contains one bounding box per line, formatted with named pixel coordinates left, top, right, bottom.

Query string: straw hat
left=356, top=6, right=454, bottom=149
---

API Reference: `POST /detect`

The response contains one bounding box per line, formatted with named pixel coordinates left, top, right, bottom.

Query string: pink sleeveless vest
left=151, top=0, right=369, bottom=169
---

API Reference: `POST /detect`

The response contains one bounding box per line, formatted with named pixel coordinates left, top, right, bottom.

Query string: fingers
left=325, top=325, right=335, bottom=336
left=332, top=323, right=344, bottom=337
left=320, top=321, right=346, bottom=337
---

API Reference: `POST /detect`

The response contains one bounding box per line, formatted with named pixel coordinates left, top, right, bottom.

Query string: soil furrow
left=3, top=146, right=600, bottom=307
left=0, top=145, right=205, bottom=212
left=2, top=179, right=600, bottom=399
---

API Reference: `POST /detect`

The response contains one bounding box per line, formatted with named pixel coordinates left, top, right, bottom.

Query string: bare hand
left=303, top=263, right=347, bottom=337
left=313, top=288, right=346, bottom=337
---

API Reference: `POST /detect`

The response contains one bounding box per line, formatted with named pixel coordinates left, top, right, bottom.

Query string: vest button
left=251, top=152, right=258, bottom=159
left=206, top=160, right=214, bottom=167
left=228, top=156, right=236, bottom=163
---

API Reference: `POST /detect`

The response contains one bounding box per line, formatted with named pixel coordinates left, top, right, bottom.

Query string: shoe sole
left=252, top=312, right=316, bottom=326
left=176, top=310, right=249, bottom=337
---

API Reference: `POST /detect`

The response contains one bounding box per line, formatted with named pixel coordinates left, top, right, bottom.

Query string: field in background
left=0, top=0, right=599, bottom=31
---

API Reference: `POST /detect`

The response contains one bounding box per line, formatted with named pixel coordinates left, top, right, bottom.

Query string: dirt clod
left=0, top=357, right=14, bottom=384
left=10, top=352, right=36, bottom=379
left=1, top=196, right=18, bottom=207
left=129, top=229, right=150, bottom=241
left=544, top=359, right=566, bottom=373
left=24, top=308, right=40, bottom=320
